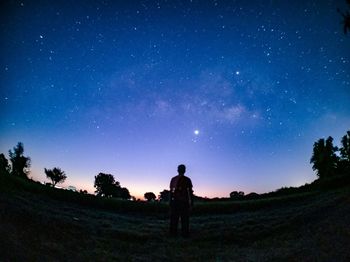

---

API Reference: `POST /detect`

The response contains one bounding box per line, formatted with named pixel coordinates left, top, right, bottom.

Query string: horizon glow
left=1, top=0, right=349, bottom=199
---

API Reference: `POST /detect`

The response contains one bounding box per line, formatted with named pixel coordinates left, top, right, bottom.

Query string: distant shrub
left=144, top=192, right=156, bottom=202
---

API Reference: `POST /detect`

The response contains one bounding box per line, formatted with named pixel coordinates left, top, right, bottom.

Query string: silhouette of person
left=169, top=164, right=194, bottom=237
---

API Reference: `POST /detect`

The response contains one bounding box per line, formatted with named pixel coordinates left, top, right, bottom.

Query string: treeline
left=0, top=143, right=165, bottom=201
left=0, top=143, right=132, bottom=198
left=1, top=130, right=349, bottom=202
left=0, top=143, right=88, bottom=193
left=226, top=130, right=350, bottom=201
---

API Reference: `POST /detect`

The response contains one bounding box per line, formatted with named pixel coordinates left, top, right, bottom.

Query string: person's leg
left=180, top=203, right=190, bottom=237
left=170, top=203, right=179, bottom=236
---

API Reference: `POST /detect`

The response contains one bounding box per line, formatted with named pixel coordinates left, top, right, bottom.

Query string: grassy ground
left=1, top=175, right=350, bottom=261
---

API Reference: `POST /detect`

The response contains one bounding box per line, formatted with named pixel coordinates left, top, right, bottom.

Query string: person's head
left=177, top=164, right=186, bottom=175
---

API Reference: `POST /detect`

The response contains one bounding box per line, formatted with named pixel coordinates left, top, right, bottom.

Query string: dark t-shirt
left=170, top=175, right=193, bottom=205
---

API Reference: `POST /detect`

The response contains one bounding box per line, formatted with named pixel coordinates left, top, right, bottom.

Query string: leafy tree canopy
left=159, top=189, right=170, bottom=202
left=310, top=136, right=339, bottom=179
left=229, top=191, right=245, bottom=199
left=94, top=173, right=130, bottom=199
left=44, top=167, right=67, bottom=187
left=0, top=153, right=11, bottom=175
left=338, top=130, right=350, bottom=175
left=8, top=142, right=31, bottom=178
left=310, top=130, right=350, bottom=179
left=94, top=173, right=116, bottom=197
left=144, top=192, right=156, bottom=202
left=340, top=131, right=350, bottom=161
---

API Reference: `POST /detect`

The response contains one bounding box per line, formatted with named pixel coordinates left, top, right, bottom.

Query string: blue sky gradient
left=1, top=0, right=349, bottom=198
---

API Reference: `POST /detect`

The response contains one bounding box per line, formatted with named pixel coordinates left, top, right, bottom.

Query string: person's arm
left=169, top=178, right=173, bottom=205
left=187, top=179, right=194, bottom=208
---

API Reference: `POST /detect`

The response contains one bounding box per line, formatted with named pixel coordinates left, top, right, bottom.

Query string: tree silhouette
left=94, top=173, right=117, bottom=197
left=340, top=131, right=350, bottom=161
left=8, top=142, right=31, bottom=178
left=339, top=130, right=350, bottom=174
left=310, top=136, right=339, bottom=179
left=44, top=167, right=67, bottom=187
left=118, top=187, right=131, bottom=200
left=144, top=192, right=156, bottom=202
left=0, top=153, right=11, bottom=175
left=245, top=192, right=259, bottom=200
left=94, top=173, right=130, bottom=199
left=110, top=185, right=131, bottom=199
left=158, top=189, right=170, bottom=202
left=229, top=191, right=245, bottom=199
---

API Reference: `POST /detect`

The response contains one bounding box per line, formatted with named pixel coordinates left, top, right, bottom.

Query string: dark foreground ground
left=1, top=176, right=350, bottom=261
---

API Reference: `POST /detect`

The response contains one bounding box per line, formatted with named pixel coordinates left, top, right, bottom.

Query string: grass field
left=1, top=175, right=350, bottom=261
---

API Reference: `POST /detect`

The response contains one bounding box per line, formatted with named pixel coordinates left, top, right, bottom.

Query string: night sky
left=1, top=0, right=349, bottom=198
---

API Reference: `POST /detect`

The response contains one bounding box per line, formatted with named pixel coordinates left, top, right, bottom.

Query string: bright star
left=194, top=129, right=199, bottom=135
